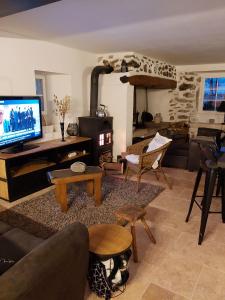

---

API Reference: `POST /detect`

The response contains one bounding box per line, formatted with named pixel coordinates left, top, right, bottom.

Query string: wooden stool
left=114, top=205, right=156, bottom=263
left=88, top=224, right=132, bottom=256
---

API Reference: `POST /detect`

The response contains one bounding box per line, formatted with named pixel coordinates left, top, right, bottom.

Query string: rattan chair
left=124, top=138, right=172, bottom=191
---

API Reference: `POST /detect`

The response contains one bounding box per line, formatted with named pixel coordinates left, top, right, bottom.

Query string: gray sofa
left=0, top=221, right=89, bottom=300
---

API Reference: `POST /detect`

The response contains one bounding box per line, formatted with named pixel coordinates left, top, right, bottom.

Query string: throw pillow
left=0, top=258, right=15, bottom=275
left=146, top=132, right=172, bottom=169
left=147, top=132, right=172, bottom=153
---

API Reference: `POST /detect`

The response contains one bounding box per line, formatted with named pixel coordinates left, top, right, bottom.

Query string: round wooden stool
left=114, top=205, right=156, bottom=262
left=88, top=223, right=132, bottom=257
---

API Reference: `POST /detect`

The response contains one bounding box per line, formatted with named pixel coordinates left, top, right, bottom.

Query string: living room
left=1, top=1, right=225, bottom=299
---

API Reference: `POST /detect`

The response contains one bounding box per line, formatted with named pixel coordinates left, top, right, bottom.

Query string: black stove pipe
left=90, top=65, right=113, bottom=116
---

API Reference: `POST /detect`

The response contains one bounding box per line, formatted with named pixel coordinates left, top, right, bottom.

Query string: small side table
left=88, top=224, right=132, bottom=299
left=115, top=205, right=156, bottom=262
left=88, top=224, right=132, bottom=257
left=48, top=166, right=103, bottom=212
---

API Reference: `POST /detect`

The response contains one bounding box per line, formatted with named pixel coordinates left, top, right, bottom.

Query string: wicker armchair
left=124, top=138, right=172, bottom=191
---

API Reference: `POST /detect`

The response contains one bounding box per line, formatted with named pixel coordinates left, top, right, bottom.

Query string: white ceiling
left=0, top=0, right=225, bottom=65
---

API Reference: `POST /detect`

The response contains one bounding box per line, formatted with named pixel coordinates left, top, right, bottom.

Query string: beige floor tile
left=145, top=206, right=199, bottom=234
left=209, top=222, right=225, bottom=244
left=192, top=266, right=225, bottom=300
left=150, top=252, right=202, bottom=299
left=116, top=281, right=148, bottom=300
left=142, top=283, right=188, bottom=300
left=150, top=194, right=196, bottom=215
left=132, top=222, right=182, bottom=266
left=172, top=231, right=225, bottom=273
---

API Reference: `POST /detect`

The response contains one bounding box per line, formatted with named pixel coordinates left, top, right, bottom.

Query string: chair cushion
left=125, top=154, right=139, bottom=164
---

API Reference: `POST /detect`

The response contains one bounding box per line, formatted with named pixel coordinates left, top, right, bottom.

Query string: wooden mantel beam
left=120, top=75, right=177, bottom=89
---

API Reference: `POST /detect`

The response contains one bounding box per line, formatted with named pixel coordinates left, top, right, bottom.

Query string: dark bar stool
left=186, top=144, right=225, bottom=245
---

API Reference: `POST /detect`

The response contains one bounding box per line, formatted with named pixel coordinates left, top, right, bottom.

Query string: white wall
left=148, top=89, right=171, bottom=122
left=45, top=74, right=72, bottom=126
left=0, top=37, right=96, bottom=119
left=99, top=73, right=134, bottom=158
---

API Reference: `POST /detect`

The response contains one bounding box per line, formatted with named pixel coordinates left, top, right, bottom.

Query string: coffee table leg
left=86, top=180, right=94, bottom=196
left=94, top=176, right=102, bottom=206
left=55, top=184, right=67, bottom=212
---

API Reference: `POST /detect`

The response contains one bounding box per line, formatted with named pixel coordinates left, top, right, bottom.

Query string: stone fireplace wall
left=168, top=72, right=201, bottom=122
left=97, top=52, right=176, bottom=80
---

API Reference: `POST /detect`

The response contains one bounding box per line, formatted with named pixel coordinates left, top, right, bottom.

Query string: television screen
left=0, top=97, right=42, bottom=150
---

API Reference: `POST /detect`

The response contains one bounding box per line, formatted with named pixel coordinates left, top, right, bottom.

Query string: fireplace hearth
left=79, top=116, right=113, bottom=165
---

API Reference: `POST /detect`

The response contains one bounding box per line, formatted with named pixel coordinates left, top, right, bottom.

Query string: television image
left=0, top=96, right=43, bottom=153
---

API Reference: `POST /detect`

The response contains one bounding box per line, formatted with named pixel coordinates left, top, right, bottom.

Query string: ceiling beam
left=0, top=0, right=61, bottom=18
left=120, top=75, right=177, bottom=89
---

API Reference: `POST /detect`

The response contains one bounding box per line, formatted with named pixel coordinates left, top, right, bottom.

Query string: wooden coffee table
left=48, top=166, right=103, bottom=212
left=88, top=224, right=132, bottom=257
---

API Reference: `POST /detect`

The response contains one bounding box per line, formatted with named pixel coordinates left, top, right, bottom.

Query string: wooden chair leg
left=125, top=166, right=129, bottom=181
left=130, top=224, right=138, bottom=263
left=154, top=171, right=159, bottom=181
left=160, top=167, right=172, bottom=189
left=137, top=172, right=142, bottom=192
left=141, top=217, right=156, bottom=244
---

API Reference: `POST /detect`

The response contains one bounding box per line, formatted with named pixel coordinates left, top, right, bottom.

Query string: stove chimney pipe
left=90, top=65, right=113, bottom=116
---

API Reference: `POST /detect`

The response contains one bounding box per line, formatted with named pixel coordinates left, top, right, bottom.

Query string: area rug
left=0, top=176, right=164, bottom=239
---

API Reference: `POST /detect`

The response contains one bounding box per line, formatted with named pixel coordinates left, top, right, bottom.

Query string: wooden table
left=48, top=166, right=103, bottom=212
left=88, top=224, right=132, bottom=257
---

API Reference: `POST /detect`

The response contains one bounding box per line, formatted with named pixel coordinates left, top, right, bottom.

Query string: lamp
left=217, top=102, right=225, bottom=124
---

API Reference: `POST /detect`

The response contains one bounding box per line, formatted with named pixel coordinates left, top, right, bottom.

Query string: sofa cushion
left=0, top=228, right=43, bottom=274
left=0, top=221, right=12, bottom=235
left=0, top=258, right=15, bottom=275
left=0, top=222, right=89, bottom=300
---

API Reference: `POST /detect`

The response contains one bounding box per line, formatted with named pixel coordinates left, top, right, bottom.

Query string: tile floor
left=85, top=168, right=225, bottom=300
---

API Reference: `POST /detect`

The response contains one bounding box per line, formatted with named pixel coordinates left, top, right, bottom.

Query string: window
left=35, top=74, right=47, bottom=113
left=202, top=77, right=225, bottom=112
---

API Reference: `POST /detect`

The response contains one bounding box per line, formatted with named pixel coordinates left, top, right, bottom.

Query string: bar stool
left=186, top=144, right=225, bottom=245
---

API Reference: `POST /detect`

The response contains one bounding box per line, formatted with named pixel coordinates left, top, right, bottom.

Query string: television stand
left=1, top=143, right=40, bottom=154
left=0, top=136, right=92, bottom=201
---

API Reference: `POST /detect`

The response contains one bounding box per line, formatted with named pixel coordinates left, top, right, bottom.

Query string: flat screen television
left=0, top=96, right=43, bottom=153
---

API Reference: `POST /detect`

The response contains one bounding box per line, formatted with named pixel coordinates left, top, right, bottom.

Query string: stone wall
left=97, top=52, right=176, bottom=80
left=168, top=72, right=201, bottom=122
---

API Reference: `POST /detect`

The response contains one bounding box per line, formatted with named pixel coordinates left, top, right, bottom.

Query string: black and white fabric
left=88, top=249, right=131, bottom=299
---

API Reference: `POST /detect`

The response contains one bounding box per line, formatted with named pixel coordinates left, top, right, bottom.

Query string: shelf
left=60, top=152, right=90, bottom=163
left=10, top=153, right=90, bottom=178
left=0, top=136, right=92, bottom=201
left=11, top=161, right=56, bottom=178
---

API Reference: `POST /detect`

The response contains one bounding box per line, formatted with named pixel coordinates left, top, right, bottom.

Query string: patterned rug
left=0, top=176, right=164, bottom=239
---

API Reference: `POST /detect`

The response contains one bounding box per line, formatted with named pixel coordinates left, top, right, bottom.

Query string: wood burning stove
left=79, top=116, right=113, bottom=165
left=79, top=65, right=114, bottom=165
